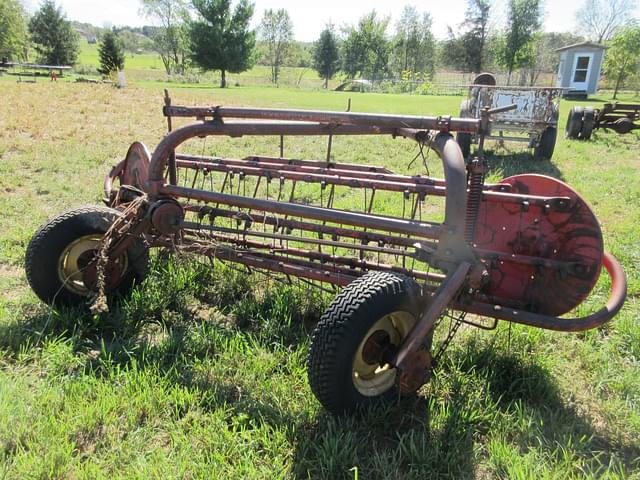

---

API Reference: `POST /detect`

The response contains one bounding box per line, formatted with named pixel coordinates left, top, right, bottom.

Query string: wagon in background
left=457, top=73, right=562, bottom=160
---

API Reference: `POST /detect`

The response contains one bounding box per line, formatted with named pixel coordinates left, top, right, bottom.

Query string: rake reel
left=25, top=92, right=627, bottom=414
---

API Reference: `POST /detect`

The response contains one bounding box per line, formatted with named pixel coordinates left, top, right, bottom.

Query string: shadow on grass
left=1, top=259, right=636, bottom=478
left=283, top=335, right=640, bottom=479
left=452, top=338, right=640, bottom=474
left=483, top=148, right=565, bottom=181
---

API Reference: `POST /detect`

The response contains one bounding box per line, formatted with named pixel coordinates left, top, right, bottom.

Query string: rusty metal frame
left=594, top=103, right=640, bottom=134
left=462, top=85, right=562, bottom=149
left=102, top=96, right=627, bottom=381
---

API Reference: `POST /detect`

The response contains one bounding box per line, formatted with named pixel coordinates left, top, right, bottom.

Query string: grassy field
left=0, top=80, right=639, bottom=478
left=75, top=39, right=327, bottom=88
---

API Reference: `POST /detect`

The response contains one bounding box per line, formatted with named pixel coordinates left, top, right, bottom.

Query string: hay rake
left=25, top=92, right=627, bottom=414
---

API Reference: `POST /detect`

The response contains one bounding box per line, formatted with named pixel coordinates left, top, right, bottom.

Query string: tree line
left=0, top=0, right=638, bottom=91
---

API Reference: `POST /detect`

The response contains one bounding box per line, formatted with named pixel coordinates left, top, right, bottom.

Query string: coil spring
left=464, top=164, right=484, bottom=244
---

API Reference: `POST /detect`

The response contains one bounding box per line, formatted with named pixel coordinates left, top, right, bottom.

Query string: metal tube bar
left=182, top=205, right=432, bottom=249
left=181, top=221, right=419, bottom=256
left=162, top=184, right=443, bottom=238
left=163, top=105, right=481, bottom=133
left=182, top=230, right=445, bottom=283
left=429, top=133, right=474, bottom=266
left=175, top=158, right=447, bottom=196
left=175, top=154, right=437, bottom=186
left=456, top=252, right=626, bottom=332
left=149, top=122, right=397, bottom=183
left=238, top=155, right=394, bottom=173
left=175, top=157, right=568, bottom=208
left=181, top=242, right=358, bottom=286
left=394, top=261, right=471, bottom=369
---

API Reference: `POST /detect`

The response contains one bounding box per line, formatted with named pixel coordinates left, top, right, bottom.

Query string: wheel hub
left=361, top=330, right=395, bottom=365
left=351, top=311, right=416, bottom=397
left=57, top=235, right=127, bottom=296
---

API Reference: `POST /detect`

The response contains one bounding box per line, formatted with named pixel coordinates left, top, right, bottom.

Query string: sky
left=20, top=0, right=639, bottom=42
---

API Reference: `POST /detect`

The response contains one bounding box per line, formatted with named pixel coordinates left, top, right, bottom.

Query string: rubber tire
left=565, top=106, right=584, bottom=139
left=308, top=271, right=429, bottom=415
left=580, top=107, right=595, bottom=139
left=534, top=127, right=557, bottom=160
left=457, top=132, right=472, bottom=158
left=472, top=72, right=497, bottom=86
left=25, top=205, right=149, bottom=307
left=457, top=99, right=473, bottom=158
left=459, top=99, right=471, bottom=117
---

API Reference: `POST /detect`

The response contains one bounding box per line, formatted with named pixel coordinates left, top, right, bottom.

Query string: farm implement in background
left=456, top=73, right=562, bottom=161
left=566, top=103, right=640, bottom=140
left=25, top=91, right=627, bottom=414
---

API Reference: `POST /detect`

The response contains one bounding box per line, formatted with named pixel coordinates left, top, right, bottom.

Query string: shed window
left=573, top=55, right=590, bottom=82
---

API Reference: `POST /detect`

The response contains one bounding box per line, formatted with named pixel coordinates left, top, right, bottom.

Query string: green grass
left=77, top=40, right=162, bottom=70
left=74, top=39, right=327, bottom=87
left=0, top=81, right=639, bottom=478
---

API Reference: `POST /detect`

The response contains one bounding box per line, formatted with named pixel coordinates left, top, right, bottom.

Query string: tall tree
left=341, top=11, right=390, bottom=82
left=575, top=0, right=637, bottom=43
left=0, top=0, right=28, bottom=61
left=29, top=0, right=79, bottom=65
left=496, top=0, right=542, bottom=84
left=97, top=31, right=125, bottom=76
left=259, top=8, right=293, bottom=85
left=190, top=0, right=256, bottom=88
left=140, top=0, right=189, bottom=74
left=462, top=0, right=491, bottom=72
left=392, top=6, right=436, bottom=79
left=313, top=24, right=340, bottom=88
left=604, top=26, right=640, bottom=98
left=440, top=0, right=491, bottom=73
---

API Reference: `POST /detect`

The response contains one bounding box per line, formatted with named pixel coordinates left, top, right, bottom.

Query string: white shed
left=555, top=42, right=606, bottom=96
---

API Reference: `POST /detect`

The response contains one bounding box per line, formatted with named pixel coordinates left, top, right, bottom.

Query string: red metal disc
left=121, top=141, right=150, bottom=190
left=473, top=174, right=603, bottom=316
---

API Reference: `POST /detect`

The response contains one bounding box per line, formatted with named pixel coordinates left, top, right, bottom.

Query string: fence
left=75, top=64, right=561, bottom=94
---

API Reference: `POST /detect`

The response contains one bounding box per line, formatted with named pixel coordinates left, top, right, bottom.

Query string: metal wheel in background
left=457, top=99, right=473, bottom=158
left=565, top=106, right=584, bottom=139
left=456, top=132, right=472, bottom=158
left=534, top=127, right=558, bottom=160
left=472, top=73, right=497, bottom=86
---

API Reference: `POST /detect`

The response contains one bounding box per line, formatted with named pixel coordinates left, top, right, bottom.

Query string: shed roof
left=555, top=41, right=606, bottom=52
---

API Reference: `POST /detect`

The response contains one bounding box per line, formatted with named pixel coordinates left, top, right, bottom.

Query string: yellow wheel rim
left=57, top=235, right=127, bottom=296
left=352, top=311, right=416, bottom=397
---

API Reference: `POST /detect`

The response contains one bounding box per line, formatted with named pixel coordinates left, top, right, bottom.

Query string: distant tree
left=140, top=0, right=190, bottom=74
left=190, top=0, right=256, bottom=88
left=341, top=11, right=390, bottom=82
left=604, top=26, right=640, bottom=98
left=0, top=0, right=28, bottom=61
left=258, top=9, right=293, bottom=85
left=97, top=31, right=125, bottom=76
left=575, top=0, right=637, bottom=43
left=440, top=30, right=469, bottom=72
left=441, top=0, right=491, bottom=73
left=287, top=41, right=313, bottom=68
left=462, top=0, right=491, bottom=72
left=519, top=32, right=584, bottom=85
left=113, top=28, right=154, bottom=54
left=391, top=6, right=436, bottom=79
left=496, top=0, right=542, bottom=84
left=29, top=0, right=80, bottom=65
left=313, top=24, right=340, bottom=88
